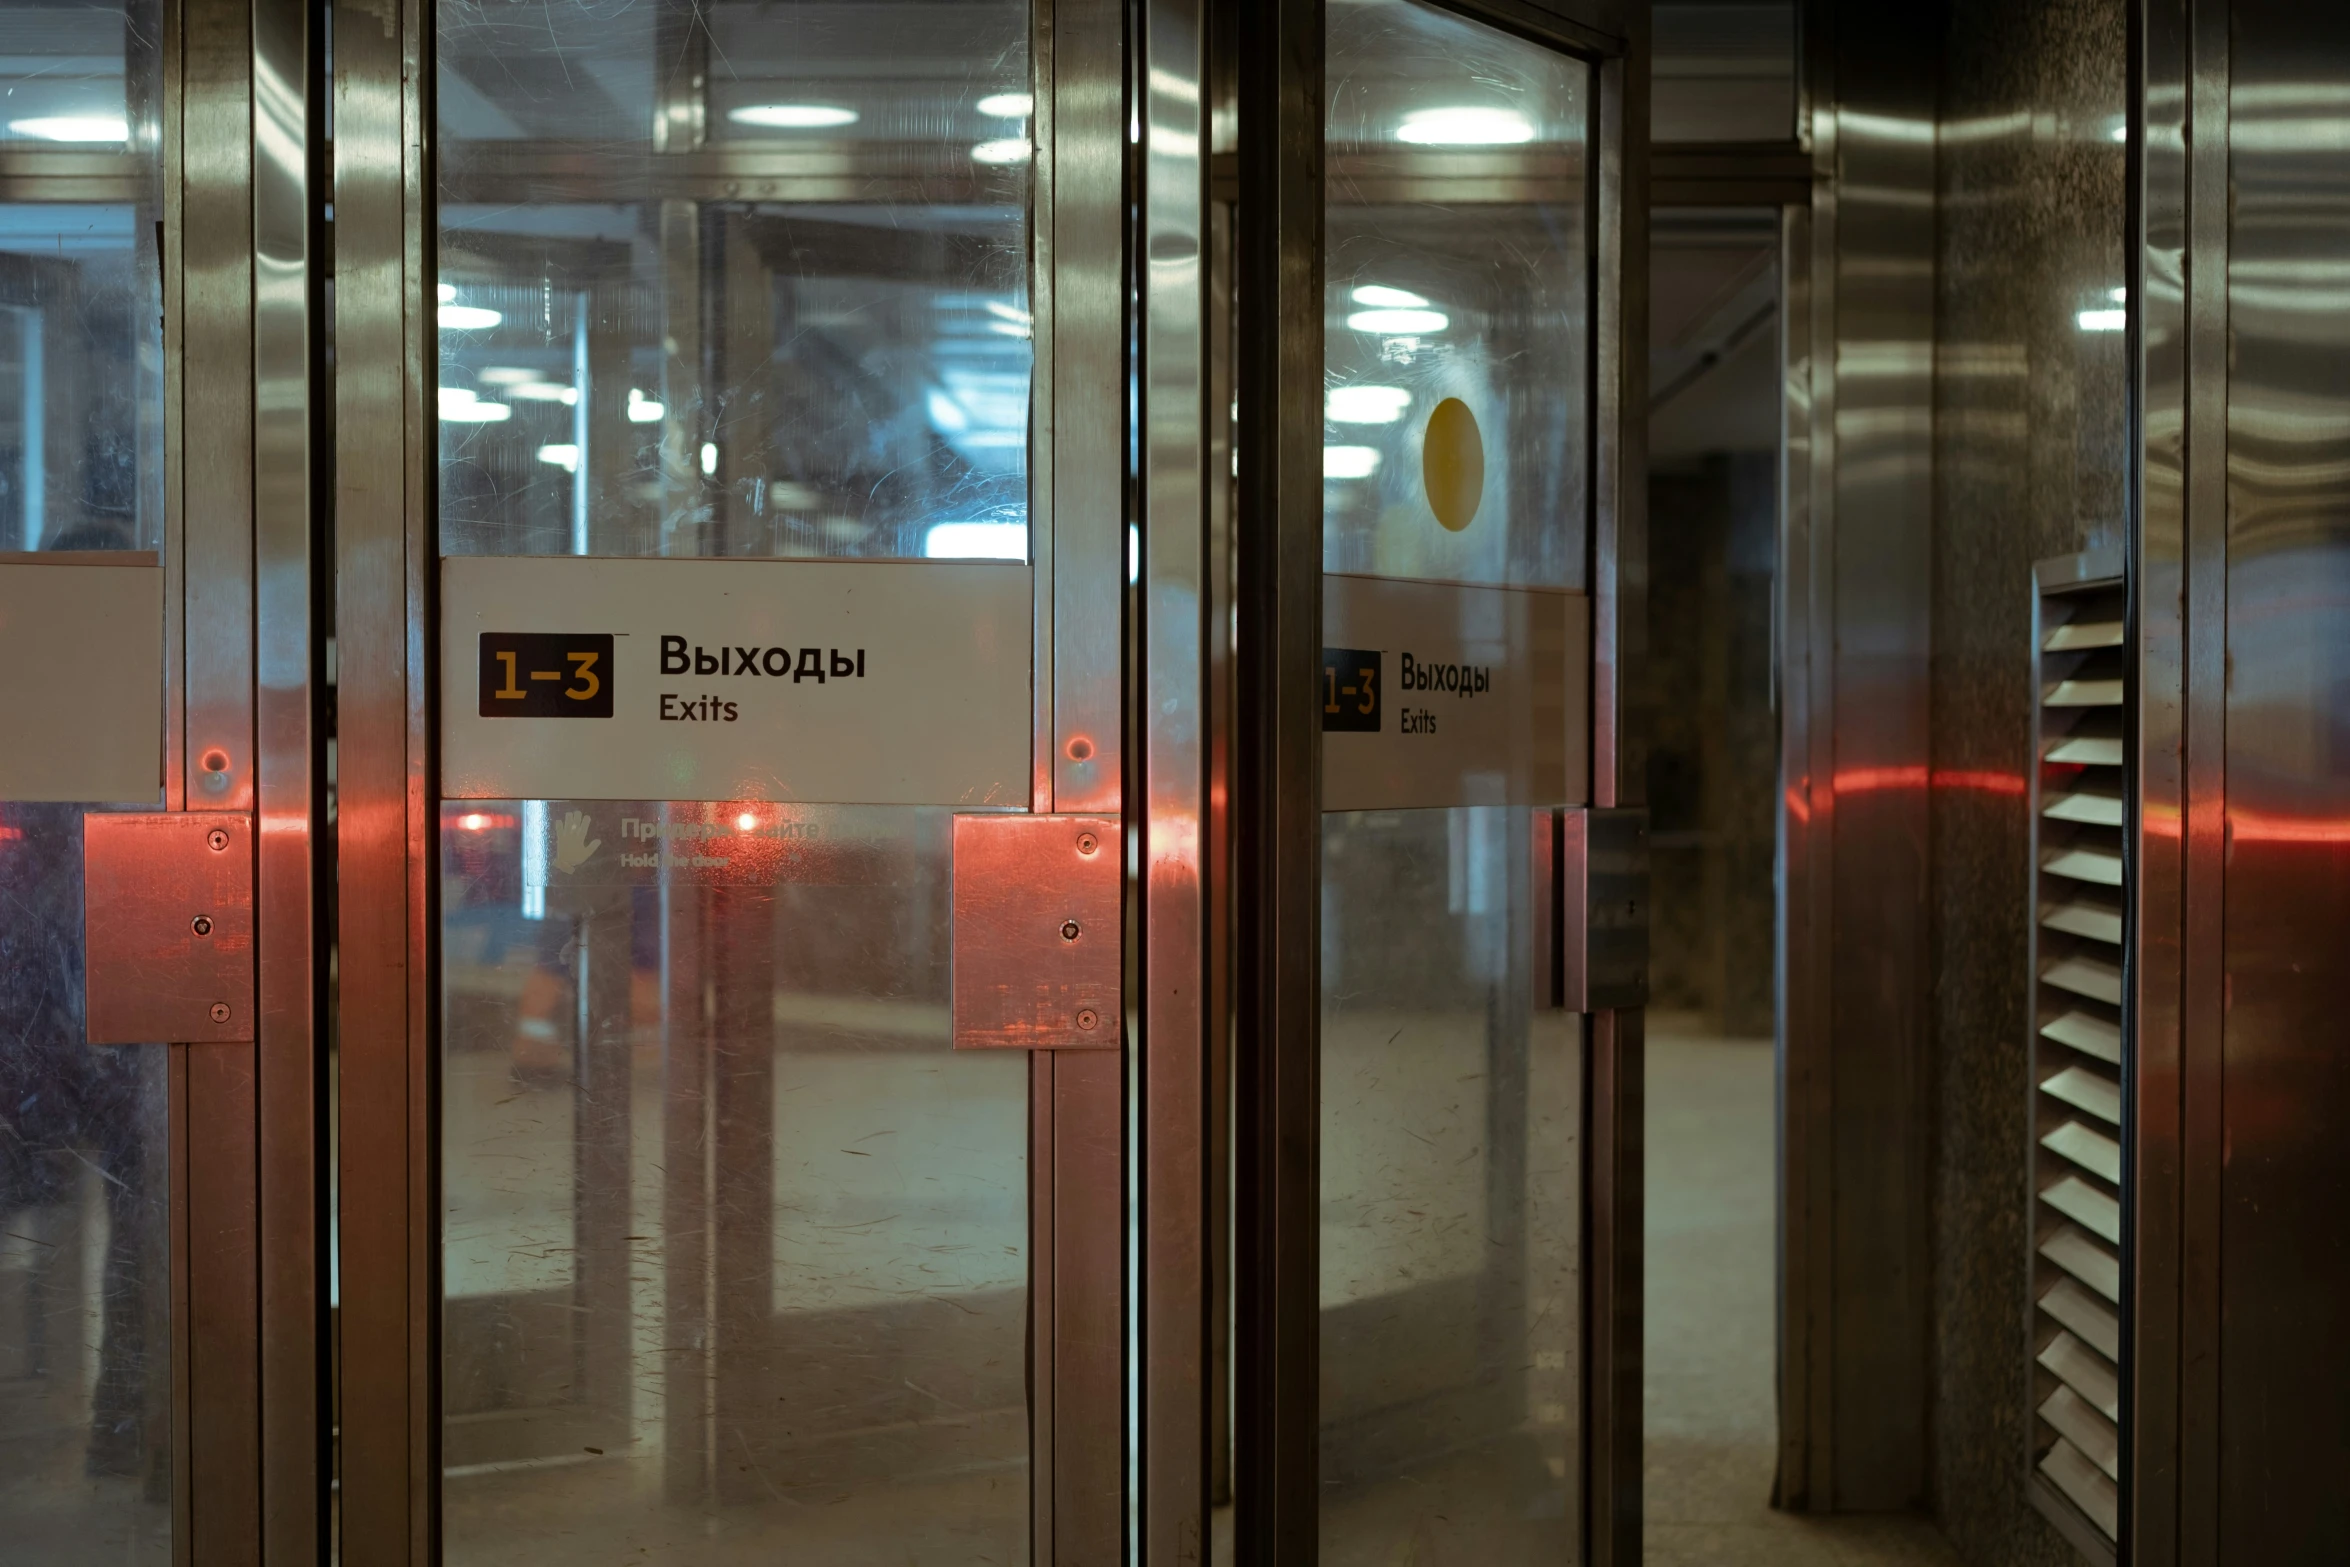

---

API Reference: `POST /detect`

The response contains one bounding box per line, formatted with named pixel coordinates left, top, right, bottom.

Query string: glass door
left=335, top=0, right=1154, bottom=1561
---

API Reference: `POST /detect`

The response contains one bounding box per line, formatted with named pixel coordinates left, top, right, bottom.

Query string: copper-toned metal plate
left=952, top=813, right=1121, bottom=1050
left=83, top=812, right=254, bottom=1044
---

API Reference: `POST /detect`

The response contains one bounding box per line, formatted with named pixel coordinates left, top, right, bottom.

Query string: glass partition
left=1320, top=2, right=1591, bottom=1559
left=0, top=2, right=170, bottom=1562
left=435, top=2, right=1033, bottom=1559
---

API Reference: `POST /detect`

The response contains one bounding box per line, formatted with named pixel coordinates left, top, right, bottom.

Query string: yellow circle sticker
left=1422, top=397, right=1484, bottom=532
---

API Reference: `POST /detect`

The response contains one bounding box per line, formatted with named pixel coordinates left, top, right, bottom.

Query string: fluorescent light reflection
left=439, top=387, right=511, bottom=422
left=1324, top=445, right=1382, bottom=480
left=1351, top=284, right=1428, bottom=309
left=730, top=104, right=858, bottom=129
left=1327, top=385, right=1412, bottom=424
left=439, top=303, right=502, bottom=331
left=973, top=138, right=1032, bottom=165
left=924, top=521, right=1029, bottom=560
left=978, top=93, right=1034, bottom=118
left=627, top=388, right=664, bottom=423
left=9, top=116, right=128, bottom=143
left=1396, top=106, right=1535, bottom=146
left=2077, top=309, right=2126, bottom=332
left=536, top=444, right=580, bottom=473
left=1348, top=308, right=1448, bottom=334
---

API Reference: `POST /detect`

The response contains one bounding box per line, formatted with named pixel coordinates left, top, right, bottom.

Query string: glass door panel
left=434, top=2, right=1035, bottom=1558
left=1320, top=2, right=1592, bottom=1558
left=0, top=1, right=171, bottom=1558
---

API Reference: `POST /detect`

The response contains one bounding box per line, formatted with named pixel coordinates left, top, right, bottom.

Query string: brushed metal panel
left=953, top=813, right=1122, bottom=1050
left=1562, top=805, right=1652, bottom=1012
left=83, top=812, right=253, bottom=1043
left=2218, top=2, right=2350, bottom=1556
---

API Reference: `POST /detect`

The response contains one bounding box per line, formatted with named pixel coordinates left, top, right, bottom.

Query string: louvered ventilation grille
left=2030, top=560, right=2128, bottom=1553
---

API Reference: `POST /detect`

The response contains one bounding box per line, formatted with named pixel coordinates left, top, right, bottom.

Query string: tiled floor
left=1645, top=1017, right=1964, bottom=1567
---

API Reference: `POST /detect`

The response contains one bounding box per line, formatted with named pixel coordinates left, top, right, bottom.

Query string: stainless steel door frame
left=1229, top=1, right=1645, bottom=1562
left=185, top=0, right=327, bottom=1559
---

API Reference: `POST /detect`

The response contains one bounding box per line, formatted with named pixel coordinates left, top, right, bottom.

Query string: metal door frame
left=1227, top=0, right=1647, bottom=1561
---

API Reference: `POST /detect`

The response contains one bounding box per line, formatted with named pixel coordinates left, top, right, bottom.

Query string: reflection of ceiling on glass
left=438, top=1, right=1028, bottom=148
left=0, top=4, right=133, bottom=146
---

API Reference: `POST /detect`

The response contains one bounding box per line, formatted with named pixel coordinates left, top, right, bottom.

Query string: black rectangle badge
left=1321, top=646, right=1382, bottom=732
left=479, top=633, right=614, bottom=717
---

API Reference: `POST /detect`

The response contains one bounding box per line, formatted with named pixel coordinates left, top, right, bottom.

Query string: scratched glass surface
left=0, top=3, right=171, bottom=1561
left=1317, top=808, right=1581, bottom=1563
left=1323, top=0, right=1591, bottom=593
left=437, top=802, right=1027, bottom=1560
left=435, top=0, right=1032, bottom=565
left=1320, top=1, right=1587, bottom=1557
left=436, top=5, right=1034, bottom=1555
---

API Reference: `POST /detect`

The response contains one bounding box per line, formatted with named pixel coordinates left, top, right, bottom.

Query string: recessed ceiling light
left=1327, top=385, right=1413, bottom=424
left=1396, top=107, right=1535, bottom=146
left=1351, top=285, right=1428, bottom=309
left=978, top=92, right=1035, bottom=119
left=438, top=303, right=502, bottom=331
left=729, top=103, right=859, bottom=129
left=8, top=116, right=128, bottom=143
left=1347, top=308, right=1448, bottom=335
left=973, top=138, right=1032, bottom=165
left=1324, top=446, right=1383, bottom=480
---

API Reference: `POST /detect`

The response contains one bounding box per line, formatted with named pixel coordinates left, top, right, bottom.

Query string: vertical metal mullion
left=1230, top=0, right=1321, bottom=1557
left=332, top=0, right=432, bottom=1556
left=253, top=0, right=322, bottom=1553
left=1139, top=0, right=1208, bottom=1558
left=1046, top=0, right=1127, bottom=1560
left=182, top=0, right=261, bottom=1560
left=2176, top=0, right=2227, bottom=1559
left=1586, top=31, right=1647, bottom=1567
left=2128, top=0, right=2188, bottom=1559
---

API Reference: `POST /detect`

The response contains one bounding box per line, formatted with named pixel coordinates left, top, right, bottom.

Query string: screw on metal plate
left=1060, top=920, right=1082, bottom=942
left=1076, top=831, right=1099, bottom=856
left=191, top=915, right=213, bottom=937
left=209, top=1002, right=231, bottom=1024
left=207, top=827, right=230, bottom=852
left=1074, top=1008, right=1100, bottom=1032
left=199, top=749, right=232, bottom=795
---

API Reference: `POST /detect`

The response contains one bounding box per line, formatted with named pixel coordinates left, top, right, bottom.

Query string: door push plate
left=1561, top=806, right=1649, bottom=1013
left=83, top=812, right=255, bottom=1044
left=952, top=813, right=1120, bottom=1050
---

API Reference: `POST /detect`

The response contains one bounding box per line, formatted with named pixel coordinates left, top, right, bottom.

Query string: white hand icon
left=552, top=810, right=601, bottom=874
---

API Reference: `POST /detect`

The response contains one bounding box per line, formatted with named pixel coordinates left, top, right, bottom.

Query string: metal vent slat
left=2044, top=788, right=2126, bottom=826
left=2041, top=845, right=2124, bottom=887
left=2043, top=619, right=2125, bottom=652
left=2042, top=954, right=2123, bottom=1006
left=2043, top=677, right=2126, bottom=707
left=2045, top=734, right=2126, bottom=766
left=2042, top=1119, right=2122, bottom=1184
left=2040, top=1224, right=2122, bottom=1303
left=2041, top=1173, right=2122, bottom=1244
left=2039, top=1329, right=2121, bottom=1420
left=2040, top=1384, right=2121, bottom=1479
left=2041, top=899, right=2124, bottom=945
left=2041, top=1008, right=2122, bottom=1064
left=2042, top=1063, right=2122, bottom=1125
left=2038, top=1275, right=2121, bottom=1361
left=2040, top=1437, right=2120, bottom=1539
